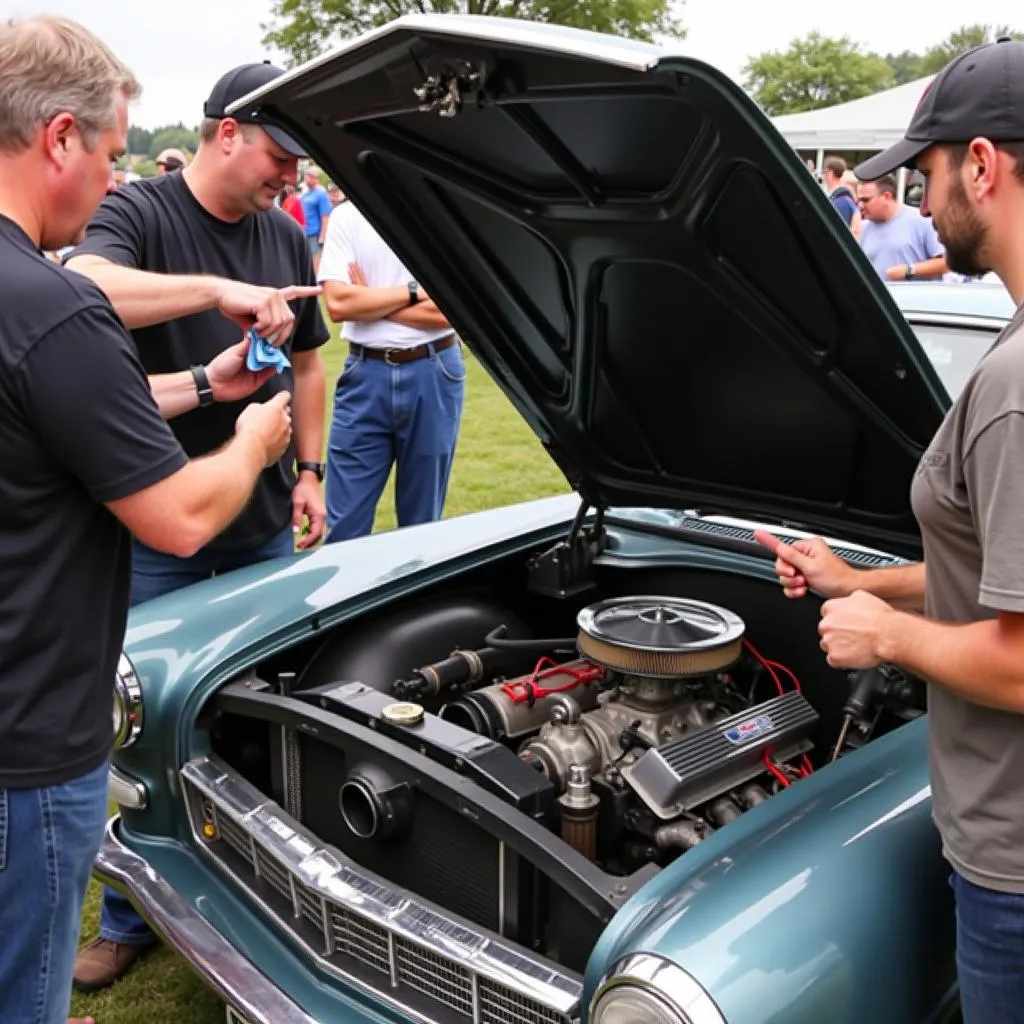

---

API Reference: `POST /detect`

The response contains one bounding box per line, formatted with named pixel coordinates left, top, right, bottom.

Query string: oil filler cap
left=381, top=701, right=425, bottom=727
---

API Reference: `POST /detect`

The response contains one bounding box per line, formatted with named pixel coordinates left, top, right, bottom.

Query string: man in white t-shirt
left=317, top=201, right=465, bottom=541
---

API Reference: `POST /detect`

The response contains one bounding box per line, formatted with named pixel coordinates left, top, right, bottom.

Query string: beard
left=936, top=177, right=990, bottom=277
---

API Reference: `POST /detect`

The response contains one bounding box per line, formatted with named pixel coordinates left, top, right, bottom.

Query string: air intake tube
left=440, top=661, right=602, bottom=740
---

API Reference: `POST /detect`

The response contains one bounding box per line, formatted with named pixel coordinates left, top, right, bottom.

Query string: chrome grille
left=395, top=936, right=474, bottom=1016
left=255, top=846, right=292, bottom=900
left=333, top=908, right=391, bottom=973
left=185, top=756, right=580, bottom=1024
left=214, top=810, right=253, bottom=866
left=480, top=980, right=566, bottom=1024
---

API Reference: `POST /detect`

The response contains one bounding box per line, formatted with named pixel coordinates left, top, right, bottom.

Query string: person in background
left=822, top=155, right=860, bottom=236
left=760, top=37, right=1024, bottom=1023
left=327, top=181, right=345, bottom=207
left=0, top=16, right=292, bottom=1024
left=840, top=171, right=862, bottom=237
left=279, top=180, right=305, bottom=229
left=299, top=166, right=332, bottom=271
left=856, top=173, right=948, bottom=281
left=317, top=196, right=464, bottom=543
left=155, top=146, right=186, bottom=174
left=66, top=59, right=328, bottom=995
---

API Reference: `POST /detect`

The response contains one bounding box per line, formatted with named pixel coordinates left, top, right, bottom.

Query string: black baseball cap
left=856, top=38, right=1024, bottom=180
left=203, top=61, right=306, bottom=157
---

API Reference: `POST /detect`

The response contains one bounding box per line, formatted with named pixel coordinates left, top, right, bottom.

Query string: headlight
left=113, top=652, right=143, bottom=748
left=591, top=954, right=726, bottom=1024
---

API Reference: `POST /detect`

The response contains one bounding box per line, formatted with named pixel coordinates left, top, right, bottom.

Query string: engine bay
left=367, top=594, right=823, bottom=873
left=205, top=558, right=924, bottom=971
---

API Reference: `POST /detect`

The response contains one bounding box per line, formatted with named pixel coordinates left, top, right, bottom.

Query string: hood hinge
left=414, top=63, right=485, bottom=118
left=527, top=502, right=606, bottom=599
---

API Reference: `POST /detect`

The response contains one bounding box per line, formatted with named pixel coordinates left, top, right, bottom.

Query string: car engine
left=376, top=594, right=819, bottom=874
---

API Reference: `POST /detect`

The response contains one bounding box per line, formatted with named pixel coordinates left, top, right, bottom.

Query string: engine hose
left=484, top=624, right=578, bottom=653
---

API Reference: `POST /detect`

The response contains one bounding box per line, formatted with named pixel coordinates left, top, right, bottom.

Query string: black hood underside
left=237, top=16, right=948, bottom=557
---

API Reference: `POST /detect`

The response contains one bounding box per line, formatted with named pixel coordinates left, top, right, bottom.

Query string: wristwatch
left=190, top=364, right=215, bottom=408
left=905, top=263, right=916, bottom=280
left=297, top=461, right=325, bottom=482
left=407, top=281, right=421, bottom=306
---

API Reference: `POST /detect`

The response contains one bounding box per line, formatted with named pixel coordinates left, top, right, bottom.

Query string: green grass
left=70, top=322, right=568, bottom=1023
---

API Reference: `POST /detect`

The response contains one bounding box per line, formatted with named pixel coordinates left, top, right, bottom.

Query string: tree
left=148, top=124, right=199, bottom=160
left=918, top=24, right=1024, bottom=76
left=743, top=33, right=893, bottom=116
left=127, top=125, right=153, bottom=158
left=883, top=50, right=924, bottom=86
left=263, top=0, right=685, bottom=68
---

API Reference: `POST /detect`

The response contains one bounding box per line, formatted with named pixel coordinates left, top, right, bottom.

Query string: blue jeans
left=0, top=758, right=109, bottom=1023
left=99, top=527, right=295, bottom=947
left=325, top=339, right=465, bottom=544
left=953, top=870, right=1024, bottom=1022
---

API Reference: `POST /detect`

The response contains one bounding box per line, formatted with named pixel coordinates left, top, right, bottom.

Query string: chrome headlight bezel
left=113, top=652, right=143, bottom=749
left=590, top=953, right=727, bottom=1024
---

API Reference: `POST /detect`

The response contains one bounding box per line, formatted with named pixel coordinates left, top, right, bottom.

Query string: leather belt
left=350, top=334, right=456, bottom=365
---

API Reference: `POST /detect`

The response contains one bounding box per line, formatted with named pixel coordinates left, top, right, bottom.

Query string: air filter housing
left=576, top=596, right=745, bottom=678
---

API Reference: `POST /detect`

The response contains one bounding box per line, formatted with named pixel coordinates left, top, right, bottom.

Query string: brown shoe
left=73, top=937, right=142, bottom=992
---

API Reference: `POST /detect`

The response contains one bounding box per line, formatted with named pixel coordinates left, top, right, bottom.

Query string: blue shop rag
left=245, top=327, right=291, bottom=374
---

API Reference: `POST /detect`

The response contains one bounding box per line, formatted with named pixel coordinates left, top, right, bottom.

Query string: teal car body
left=100, top=15, right=1015, bottom=1024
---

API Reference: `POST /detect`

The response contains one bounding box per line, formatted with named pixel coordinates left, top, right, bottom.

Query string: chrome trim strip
left=94, top=817, right=317, bottom=1024
left=108, top=765, right=148, bottom=810
left=592, top=953, right=727, bottom=1024
left=182, top=755, right=582, bottom=1019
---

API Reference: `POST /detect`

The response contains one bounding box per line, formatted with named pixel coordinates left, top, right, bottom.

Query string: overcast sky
left=3, top=0, right=1024, bottom=127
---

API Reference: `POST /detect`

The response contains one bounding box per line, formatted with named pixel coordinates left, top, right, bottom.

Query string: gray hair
left=0, top=15, right=140, bottom=153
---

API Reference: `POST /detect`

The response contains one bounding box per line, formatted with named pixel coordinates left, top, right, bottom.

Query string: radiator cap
left=381, top=701, right=425, bottom=726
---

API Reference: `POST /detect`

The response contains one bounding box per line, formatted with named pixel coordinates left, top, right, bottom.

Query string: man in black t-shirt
left=66, top=61, right=330, bottom=991
left=0, top=18, right=293, bottom=1024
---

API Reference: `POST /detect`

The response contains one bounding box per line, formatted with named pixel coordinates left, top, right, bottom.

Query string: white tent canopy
left=772, top=76, right=935, bottom=153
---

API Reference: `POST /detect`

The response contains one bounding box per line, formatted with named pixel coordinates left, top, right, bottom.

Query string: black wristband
left=297, top=460, right=325, bottom=482
left=190, top=364, right=215, bottom=408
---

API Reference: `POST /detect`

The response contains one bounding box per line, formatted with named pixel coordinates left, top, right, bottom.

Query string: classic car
left=99, top=15, right=1016, bottom=1024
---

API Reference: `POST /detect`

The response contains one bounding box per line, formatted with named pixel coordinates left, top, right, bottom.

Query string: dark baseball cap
left=856, top=38, right=1024, bottom=180
left=203, top=61, right=306, bottom=157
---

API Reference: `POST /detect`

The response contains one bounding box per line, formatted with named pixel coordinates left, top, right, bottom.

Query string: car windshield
left=911, top=321, right=999, bottom=400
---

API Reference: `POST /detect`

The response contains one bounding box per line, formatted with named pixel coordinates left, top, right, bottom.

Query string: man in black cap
left=66, top=61, right=330, bottom=993
left=756, top=38, right=1024, bottom=1022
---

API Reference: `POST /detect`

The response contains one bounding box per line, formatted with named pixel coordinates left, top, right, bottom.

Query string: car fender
left=586, top=717, right=954, bottom=1024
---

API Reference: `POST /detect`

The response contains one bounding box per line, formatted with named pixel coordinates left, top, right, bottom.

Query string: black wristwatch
left=190, top=364, right=215, bottom=408
left=407, top=281, right=421, bottom=306
left=297, top=461, right=325, bottom=482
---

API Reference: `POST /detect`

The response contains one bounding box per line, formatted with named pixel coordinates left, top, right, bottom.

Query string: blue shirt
left=299, top=186, right=333, bottom=239
left=859, top=205, right=944, bottom=280
left=829, top=186, right=857, bottom=226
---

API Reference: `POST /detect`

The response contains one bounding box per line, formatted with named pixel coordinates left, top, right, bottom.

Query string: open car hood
left=237, top=15, right=948, bottom=557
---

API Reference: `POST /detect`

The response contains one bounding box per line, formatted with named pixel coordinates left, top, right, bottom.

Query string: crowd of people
left=819, top=153, right=954, bottom=281
left=2, top=12, right=1024, bottom=1024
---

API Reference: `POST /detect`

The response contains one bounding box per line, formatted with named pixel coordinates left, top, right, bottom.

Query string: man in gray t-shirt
left=756, top=37, right=1024, bottom=1024
left=856, top=173, right=947, bottom=281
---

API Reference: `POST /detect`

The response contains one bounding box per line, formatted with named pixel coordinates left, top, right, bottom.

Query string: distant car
left=99, top=16, right=1008, bottom=1024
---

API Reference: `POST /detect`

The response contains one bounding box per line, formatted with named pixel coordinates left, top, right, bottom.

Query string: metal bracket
left=414, top=64, right=484, bottom=118
left=527, top=517, right=606, bottom=599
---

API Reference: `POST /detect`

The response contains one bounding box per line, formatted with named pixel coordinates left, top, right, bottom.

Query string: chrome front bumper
left=94, top=817, right=317, bottom=1024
